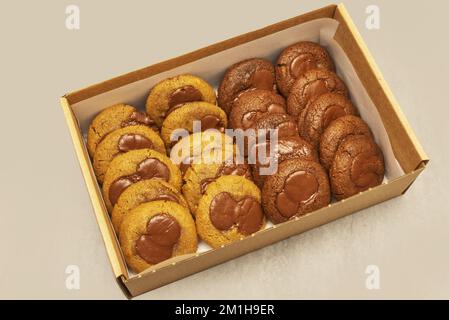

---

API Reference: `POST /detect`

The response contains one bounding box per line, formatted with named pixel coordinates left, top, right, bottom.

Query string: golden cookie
left=87, top=104, right=157, bottom=157
left=112, top=179, right=189, bottom=233
left=102, top=149, right=181, bottom=212
left=196, top=176, right=265, bottom=249
left=119, top=201, right=197, bottom=273
left=146, top=74, right=216, bottom=127
left=93, top=125, right=165, bottom=184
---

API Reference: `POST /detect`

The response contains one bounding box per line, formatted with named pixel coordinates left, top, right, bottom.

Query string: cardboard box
left=61, top=3, right=428, bottom=298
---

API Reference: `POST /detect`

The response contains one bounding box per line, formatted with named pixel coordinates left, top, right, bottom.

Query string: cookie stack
left=86, top=41, right=385, bottom=273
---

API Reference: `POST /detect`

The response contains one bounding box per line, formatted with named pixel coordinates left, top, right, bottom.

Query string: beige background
left=0, top=0, right=447, bottom=299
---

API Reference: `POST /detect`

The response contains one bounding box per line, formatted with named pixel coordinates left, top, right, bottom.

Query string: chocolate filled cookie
left=287, top=69, right=348, bottom=117
left=320, top=115, right=373, bottom=171
left=119, top=201, right=197, bottom=273
left=218, top=58, right=276, bottom=114
left=170, top=131, right=237, bottom=177
left=161, top=102, right=227, bottom=147
left=298, top=93, right=357, bottom=148
left=330, top=135, right=384, bottom=200
left=250, top=136, right=318, bottom=188
left=102, top=149, right=182, bottom=212
left=112, top=179, right=189, bottom=233
left=87, top=104, right=157, bottom=157
left=229, top=89, right=286, bottom=130
left=196, top=175, right=265, bottom=248
left=262, top=159, right=330, bottom=224
left=183, top=159, right=253, bottom=215
left=146, top=74, right=216, bottom=127
left=276, top=41, right=334, bottom=97
left=93, top=125, right=165, bottom=184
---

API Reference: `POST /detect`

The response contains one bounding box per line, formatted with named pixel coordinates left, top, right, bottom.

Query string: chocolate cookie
left=287, top=69, right=348, bottom=117
left=161, top=102, right=227, bottom=147
left=330, top=135, right=384, bottom=200
left=262, top=159, right=330, bottom=224
left=119, top=201, right=197, bottom=273
left=250, top=136, right=318, bottom=188
left=112, top=179, right=189, bottom=233
left=229, top=89, right=286, bottom=130
left=319, top=115, right=373, bottom=171
left=87, top=104, right=157, bottom=157
left=254, top=113, right=299, bottom=139
left=276, top=41, right=334, bottom=97
left=146, top=74, right=216, bottom=127
left=102, top=149, right=182, bottom=212
left=170, top=131, right=237, bottom=177
left=93, top=125, right=165, bottom=184
left=196, top=175, right=265, bottom=248
left=218, top=58, right=276, bottom=114
left=298, top=93, right=357, bottom=148
left=182, top=159, right=253, bottom=215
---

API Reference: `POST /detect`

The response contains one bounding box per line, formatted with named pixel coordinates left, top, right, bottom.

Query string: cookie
left=250, top=136, right=318, bottom=188
left=254, top=113, right=299, bottom=139
left=319, top=115, right=373, bottom=171
left=218, top=58, right=276, bottom=114
left=196, top=176, right=265, bottom=248
left=161, top=102, right=227, bottom=147
left=112, top=179, right=189, bottom=233
left=87, top=104, right=157, bottom=157
left=298, top=93, right=357, bottom=147
left=146, top=74, right=216, bottom=127
left=102, top=149, right=182, bottom=212
left=93, top=125, right=165, bottom=184
left=119, top=201, right=197, bottom=273
left=330, top=135, right=384, bottom=200
left=287, top=69, right=348, bottom=117
left=182, top=159, right=253, bottom=215
left=170, top=131, right=237, bottom=177
left=262, top=159, right=330, bottom=224
left=229, top=89, right=286, bottom=130
left=276, top=41, right=334, bottom=97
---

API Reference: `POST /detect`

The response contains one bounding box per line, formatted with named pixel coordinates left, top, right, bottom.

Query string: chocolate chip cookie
left=196, top=175, right=265, bottom=248
left=119, top=201, right=197, bottom=273
left=250, top=136, right=318, bottom=188
left=229, top=89, right=286, bottom=130
left=161, top=102, right=227, bottom=147
left=276, top=41, right=334, bottom=97
left=87, top=104, right=157, bottom=157
left=287, top=69, right=348, bottom=117
left=298, top=93, right=357, bottom=147
left=218, top=58, right=276, bottom=114
left=93, top=125, right=165, bottom=184
left=146, top=74, right=216, bottom=127
left=102, top=149, right=182, bottom=212
left=330, top=135, right=384, bottom=200
left=112, top=179, right=189, bottom=233
left=262, top=159, right=330, bottom=224
left=319, top=115, right=373, bottom=171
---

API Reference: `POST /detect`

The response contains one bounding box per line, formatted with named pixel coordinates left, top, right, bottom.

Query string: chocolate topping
left=277, top=121, right=299, bottom=138
left=276, top=171, right=319, bottom=218
left=241, top=103, right=286, bottom=129
left=118, top=134, right=154, bottom=153
left=109, top=158, right=170, bottom=206
left=168, top=85, right=203, bottom=110
left=122, top=111, right=158, bottom=131
left=150, top=193, right=179, bottom=203
left=201, top=115, right=224, bottom=132
left=290, top=53, right=317, bottom=78
left=250, top=69, right=274, bottom=91
left=303, top=79, right=329, bottom=102
left=135, top=214, right=181, bottom=264
left=322, top=105, right=346, bottom=128
left=351, top=153, right=382, bottom=188
left=209, top=192, right=263, bottom=235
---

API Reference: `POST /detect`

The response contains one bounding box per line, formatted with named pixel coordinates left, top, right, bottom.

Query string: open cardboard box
left=61, top=3, right=428, bottom=298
